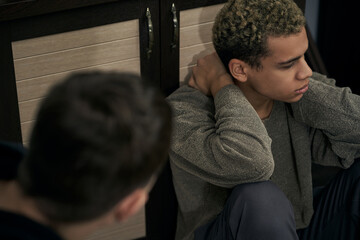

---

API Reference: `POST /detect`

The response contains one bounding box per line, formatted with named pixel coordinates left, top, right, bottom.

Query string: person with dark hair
left=0, top=71, right=172, bottom=240
left=167, top=0, right=360, bottom=239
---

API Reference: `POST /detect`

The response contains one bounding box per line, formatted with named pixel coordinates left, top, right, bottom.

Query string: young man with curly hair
left=167, top=0, right=360, bottom=239
left=0, top=72, right=172, bottom=240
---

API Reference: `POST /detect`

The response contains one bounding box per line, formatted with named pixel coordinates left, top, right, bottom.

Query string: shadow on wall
left=179, top=3, right=224, bottom=86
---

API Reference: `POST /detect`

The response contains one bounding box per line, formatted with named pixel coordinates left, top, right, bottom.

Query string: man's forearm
left=291, top=74, right=360, bottom=160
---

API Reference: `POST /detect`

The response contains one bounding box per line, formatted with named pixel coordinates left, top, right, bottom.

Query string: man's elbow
left=249, top=156, right=274, bottom=182
left=260, top=158, right=274, bottom=180
left=225, top=156, right=274, bottom=184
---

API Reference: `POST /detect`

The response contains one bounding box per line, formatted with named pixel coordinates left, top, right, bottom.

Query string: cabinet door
left=0, top=1, right=160, bottom=239
left=13, top=20, right=142, bottom=145
left=0, top=0, right=161, bottom=144
left=145, top=2, right=227, bottom=240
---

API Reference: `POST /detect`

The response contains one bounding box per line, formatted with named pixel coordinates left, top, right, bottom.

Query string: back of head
left=17, top=72, right=172, bottom=223
left=213, top=0, right=306, bottom=69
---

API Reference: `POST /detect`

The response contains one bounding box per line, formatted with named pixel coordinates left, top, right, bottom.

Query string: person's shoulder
left=0, top=209, right=63, bottom=240
left=0, top=141, right=26, bottom=180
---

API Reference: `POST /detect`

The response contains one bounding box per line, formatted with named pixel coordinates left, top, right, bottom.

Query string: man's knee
left=229, top=181, right=293, bottom=214
left=226, top=181, right=297, bottom=239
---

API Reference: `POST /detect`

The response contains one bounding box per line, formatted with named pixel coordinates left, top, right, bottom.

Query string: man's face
left=246, top=27, right=313, bottom=103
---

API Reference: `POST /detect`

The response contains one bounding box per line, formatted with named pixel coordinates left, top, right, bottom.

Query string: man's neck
left=0, top=180, right=47, bottom=223
left=235, top=82, right=274, bottom=120
left=56, top=216, right=114, bottom=240
left=0, top=181, right=108, bottom=240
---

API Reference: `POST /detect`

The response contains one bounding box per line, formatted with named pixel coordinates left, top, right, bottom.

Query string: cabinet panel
left=13, top=38, right=139, bottom=81
left=16, top=59, right=141, bottom=102
left=180, top=4, right=224, bottom=27
left=180, top=42, right=214, bottom=67
left=1, top=0, right=160, bottom=144
left=12, top=20, right=139, bottom=59
left=18, top=58, right=141, bottom=144
left=12, top=20, right=141, bottom=147
left=18, top=59, right=140, bottom=144
left=1, top=0, right=161, bottom=237
left=19, top=121, right=33, bottom=146
left=179, top=43, right=214, bottom=85
left=179, top=3, right=224, bottom=85
left=180, top=22, right=213, bottom=48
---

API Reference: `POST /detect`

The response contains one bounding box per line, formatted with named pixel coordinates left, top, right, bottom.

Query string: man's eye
left=282, top=62, right=295, bottom=69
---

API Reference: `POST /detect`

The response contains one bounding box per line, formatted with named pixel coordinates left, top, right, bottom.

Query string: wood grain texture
left=13, top=20, right=140, bottom=151
left=179, top=43, right=215, bottom=85
left=180, top=42, right=215, bottom=68
left=18, top=58, right=140, bottom=144
left=179, top=4, right=223, bottom=83
left=13, top=38, right=139, bottom=81
left=16, top=59, right=140, bottom=102
left=180, top=3, right=224, bottom=27
left=12, top=20, right=139, bottom=59
left=180, top=22, right=213, bottom=48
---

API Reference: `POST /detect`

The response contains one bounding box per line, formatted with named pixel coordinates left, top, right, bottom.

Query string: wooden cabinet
left=0, top=1, right=159, bottom=240
left=0, top=0, right=306, bottom=239
left=0, top=0, right=161, bottom=144
left=13, top=20, right=141, bottom=145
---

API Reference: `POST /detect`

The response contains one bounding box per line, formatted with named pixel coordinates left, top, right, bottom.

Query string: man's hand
left=188, top=52, right=234, bottom=97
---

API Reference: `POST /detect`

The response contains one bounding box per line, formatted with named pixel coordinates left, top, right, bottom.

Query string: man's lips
left=295, top=84, right=309, bottom=94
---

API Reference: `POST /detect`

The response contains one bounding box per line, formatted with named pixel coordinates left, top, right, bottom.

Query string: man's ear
left=114, top=189, right=148, bottom=222
left=228, top=59, right=248, bottom=83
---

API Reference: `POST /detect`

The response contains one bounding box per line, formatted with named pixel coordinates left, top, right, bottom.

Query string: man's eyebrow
left=277, top=55, right=302, bottom=65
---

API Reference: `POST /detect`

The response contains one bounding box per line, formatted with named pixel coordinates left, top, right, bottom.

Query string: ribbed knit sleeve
left=291, top=72, right=360, bottom=167
left=167, top=85, right=274, bottom=188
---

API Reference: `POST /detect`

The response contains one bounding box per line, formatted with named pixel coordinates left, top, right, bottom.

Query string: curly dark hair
left=213, top=0, right=306, bottom=69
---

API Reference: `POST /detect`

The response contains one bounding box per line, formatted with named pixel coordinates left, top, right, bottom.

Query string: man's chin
left=284, top=95, right=304, bottom=103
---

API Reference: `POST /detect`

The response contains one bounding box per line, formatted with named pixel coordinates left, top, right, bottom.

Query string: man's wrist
left=211, top=74, right=234, bottom=96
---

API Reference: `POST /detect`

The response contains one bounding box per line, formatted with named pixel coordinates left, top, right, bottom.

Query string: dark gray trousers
left=194, top=160, right=360, bottom=240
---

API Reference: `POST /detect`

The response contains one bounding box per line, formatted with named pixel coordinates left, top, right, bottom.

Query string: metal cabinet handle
left=146, top=7, right=154, bottom=59
left=171, top=3, right=179, bottom=49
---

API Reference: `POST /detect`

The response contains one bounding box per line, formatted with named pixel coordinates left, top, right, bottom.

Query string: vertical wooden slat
left=179, top=4, right=223, bottom=85
left=145, top=1, right=179, bottom=238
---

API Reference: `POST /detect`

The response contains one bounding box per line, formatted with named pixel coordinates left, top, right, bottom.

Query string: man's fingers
left=190, top=66, right=214, bottom=96
left=188, top=75, right=196, bottom=88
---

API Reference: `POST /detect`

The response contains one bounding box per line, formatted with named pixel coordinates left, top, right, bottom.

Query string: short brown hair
left=18, top=72, right=172, bottom=223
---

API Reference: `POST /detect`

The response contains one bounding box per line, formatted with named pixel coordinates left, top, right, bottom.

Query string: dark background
left=317, top=0, right=360, bottom=94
